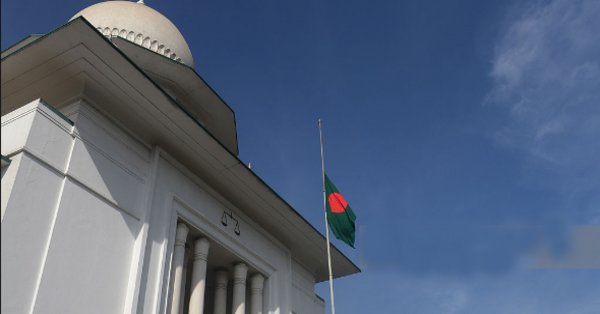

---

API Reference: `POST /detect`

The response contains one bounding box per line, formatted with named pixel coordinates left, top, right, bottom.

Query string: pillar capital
left=189, top=238, right=210, bottom=314
left=249, top=274, right=265, bottom=314
left=193, top=238, right=210, bottom=261
left=169, top=223, right=189, bottom=314
left=231, top=263, right=248, bottom=314
left=213, top=269, right=229, bottom=314
left=214, top=269, right=228, bottom=289
left=250, top=274, right=265, bottom=295
left=175, top=223, right=189, bottom=247
left=232, top=262, right=248, bottom=284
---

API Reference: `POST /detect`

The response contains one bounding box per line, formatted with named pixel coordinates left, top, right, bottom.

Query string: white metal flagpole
left=318, top=118, right=336, bottom=314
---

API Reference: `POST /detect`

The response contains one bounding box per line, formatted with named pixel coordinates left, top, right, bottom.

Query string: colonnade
left=170, top=223, right=265, bottom=314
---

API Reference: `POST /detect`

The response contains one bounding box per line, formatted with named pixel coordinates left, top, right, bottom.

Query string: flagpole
left=318, top=118, right=336, bottom=314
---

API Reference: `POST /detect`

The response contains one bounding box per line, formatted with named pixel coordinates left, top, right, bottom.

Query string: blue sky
left=2, top=0, right=599, bottom=313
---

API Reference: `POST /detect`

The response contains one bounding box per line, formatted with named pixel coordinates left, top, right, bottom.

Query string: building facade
left=1, top=2, right=359, bottom=314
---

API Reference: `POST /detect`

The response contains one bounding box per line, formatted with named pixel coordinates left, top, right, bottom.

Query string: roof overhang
left=111, top=37, right=238, bottom=155
left=1, top=17, right=360, bottom=281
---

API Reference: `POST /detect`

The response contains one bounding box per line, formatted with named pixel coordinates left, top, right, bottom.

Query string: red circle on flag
left=328, top=192, right=348, bottom=213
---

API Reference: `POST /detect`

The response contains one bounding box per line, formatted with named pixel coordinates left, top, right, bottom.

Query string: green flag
left=325, top=174, right=356, bottom=248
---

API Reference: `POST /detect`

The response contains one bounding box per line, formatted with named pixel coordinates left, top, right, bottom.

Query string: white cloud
left=487, top=0, right=600, bottom=223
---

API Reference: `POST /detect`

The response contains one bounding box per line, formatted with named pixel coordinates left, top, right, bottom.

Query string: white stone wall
left=2, top=99, right=150, bottom=314
left=291, top=260, right=325, bottom=314
left=2, top=100, right=77, bottom=313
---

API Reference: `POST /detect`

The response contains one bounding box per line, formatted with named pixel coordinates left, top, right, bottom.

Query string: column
left=212, top=269, right=228, bottom=314
left=231, top=263, right=248, bottom=314
left=249, top=274, right=265, bottom=314
left=189, top=238, right=210, bottom=314
left=169, top=223, right=189, bottom=314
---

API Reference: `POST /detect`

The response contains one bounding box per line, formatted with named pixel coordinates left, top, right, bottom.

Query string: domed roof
left=70, top=0, right=194, bottom=66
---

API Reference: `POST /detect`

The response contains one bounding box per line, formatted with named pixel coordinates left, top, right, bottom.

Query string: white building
left=1, top=1, right=359, bottom=313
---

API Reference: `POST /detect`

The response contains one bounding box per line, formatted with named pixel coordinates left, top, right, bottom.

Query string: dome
left=70, top=0, right=194, bottom=66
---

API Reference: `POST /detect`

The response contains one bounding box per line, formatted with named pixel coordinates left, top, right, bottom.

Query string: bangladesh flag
left=325, top=174, right=356, bottom=248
